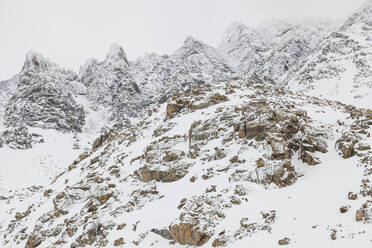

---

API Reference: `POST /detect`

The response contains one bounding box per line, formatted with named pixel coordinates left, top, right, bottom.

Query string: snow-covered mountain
left=5, top=52, right=85, bottom=132
left=0, top=2, right=372, bottom=248
left=79, top=43, right=143, bottom=123
left=131, top=36, right=233, bottom=107
left=218, top=18, right=339, bottom=84
left=80, top=37, right=233, bottom=123
left=287, top=2, right=372, bottom=107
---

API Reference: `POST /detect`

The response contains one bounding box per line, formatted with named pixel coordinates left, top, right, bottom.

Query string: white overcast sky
left=0, top=0, right=367, bottom=80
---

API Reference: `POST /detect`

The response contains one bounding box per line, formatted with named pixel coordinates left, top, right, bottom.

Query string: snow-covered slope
left=1, top=78, right=371, bottom=248
left=0, top=52, right=110, bottom=191
left=287, top=2, right=372, bottom=108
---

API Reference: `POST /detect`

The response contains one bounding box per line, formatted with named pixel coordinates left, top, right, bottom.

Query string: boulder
left=169, top=223, right=210, bottom=246
left=278, top=237, right=290, bottom=245
left=256, top=158, right=265, bottom=167
left=356, top=209, right=365, bottom=222
left=166, top=104, right=178, bottom=119
left=114, top=238, right=125, bottom=246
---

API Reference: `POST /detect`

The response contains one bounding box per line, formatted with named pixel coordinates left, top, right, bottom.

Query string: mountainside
left=287, top=2, right=372, bottom=107
left=0, top=3, right=372, bottom=248
left=1, top=79, right=371, bottom=248
left=218, top=18, right=338, bottom=84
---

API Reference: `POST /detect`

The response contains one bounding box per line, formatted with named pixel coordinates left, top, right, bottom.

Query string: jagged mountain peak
left=173, top=36, right=218, bottom=59
left=19, top=51, right=78, bottom=88
left=219, top=22, right=263, bottom=49
left=183, top=35, right=200, bottom=44
left=105, top=43, right=129, bottom=65
left=22, top=50, right=55, bottom=75
left=2, top=50, right=84, bottom=141
left=219, top=22, right=267, bottom=49
left=218, top=22, right=269, bottom=74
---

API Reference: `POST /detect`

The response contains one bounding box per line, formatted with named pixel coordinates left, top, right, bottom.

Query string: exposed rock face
left=25, top=234, right=42, bottom=248
left=169, top=223, right=210, bottom=246
left=4, top=52, right=85, bottom=133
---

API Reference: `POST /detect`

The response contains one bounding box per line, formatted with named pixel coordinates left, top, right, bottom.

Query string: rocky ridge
left=218, top=18, right=339, bottom=84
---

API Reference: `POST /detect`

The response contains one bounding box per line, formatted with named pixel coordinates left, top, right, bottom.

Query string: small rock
left=278, top=237, right=290, bottom=245
left=331, top=232, right=337, bottom=240
left=189, top=176, right=196, bottom=183
left=117, top=223, right=126, bottom=230
left=348, top=192, right=358, bottom=200
left=340, top=206, right=349, bottom=214
left=178, top=198, right=187, bottom=209
left=229, top=155, right=239, bottom=163
left=114, top=237, right=125, bottom=246
left=356, top=209, right=365, bottom=222
left=256, top=158, right=265, bottom=167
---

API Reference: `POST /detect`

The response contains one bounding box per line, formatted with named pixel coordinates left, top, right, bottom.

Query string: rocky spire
left=105, top=43, right=129, bottom=66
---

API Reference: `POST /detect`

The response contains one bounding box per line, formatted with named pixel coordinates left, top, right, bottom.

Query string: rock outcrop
left=4, top=52, right=85, bottom=133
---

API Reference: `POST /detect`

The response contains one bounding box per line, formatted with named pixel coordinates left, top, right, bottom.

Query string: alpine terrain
left=0, top=1, right=371, bottom=248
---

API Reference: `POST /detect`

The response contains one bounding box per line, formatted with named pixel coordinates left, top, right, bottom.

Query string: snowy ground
left=0, top=92, right=109, bottom=191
